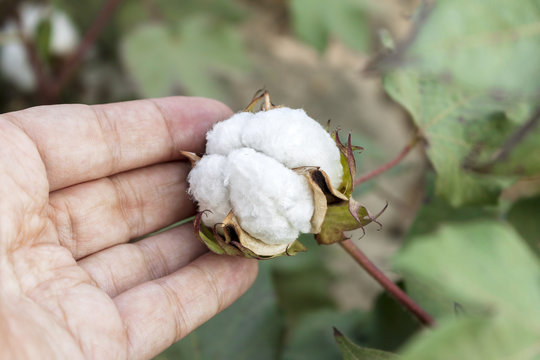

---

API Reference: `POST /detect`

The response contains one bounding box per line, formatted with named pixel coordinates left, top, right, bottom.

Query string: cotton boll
left=225, top=148, right=314, bottom=245
left=205, top=111, right=251, bottom=155
left=187, top=154, right=231, bottom=227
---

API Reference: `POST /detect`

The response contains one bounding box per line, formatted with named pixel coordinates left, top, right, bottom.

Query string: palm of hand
left=0, top=98, right=257, bottom=360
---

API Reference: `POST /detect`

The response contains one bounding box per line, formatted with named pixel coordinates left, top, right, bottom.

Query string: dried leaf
left=180, top=151, right=201, bottom=167
left=294, top=166, right=347, bottom=234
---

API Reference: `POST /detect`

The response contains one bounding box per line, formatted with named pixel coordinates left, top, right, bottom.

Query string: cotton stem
left=49, top=0, right=124, bottom=101
left=353, top=135, right=420, bottom=187
left=339, top=239, right=436, bottom=327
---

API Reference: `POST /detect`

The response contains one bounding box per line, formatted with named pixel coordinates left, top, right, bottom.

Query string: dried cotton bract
left=183, top=91, right=383, bottom=259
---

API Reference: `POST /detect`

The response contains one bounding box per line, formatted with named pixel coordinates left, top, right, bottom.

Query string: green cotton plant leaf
left=365, top=284, right=421, bottom=351
left=272, top=236, right=336, bottom=325
left=402, top=0, right=540, bottom=99
left=403, top=194, right=497, bottom=248
left=116, top=0, right=246, bottom=34
left=121, top=16, right=249, bottom=101
left=156, top=263, right=282, bottom=360
left=334, top=328, right=399, bottom=360
left=456, top=102, right=540, bottom=178
left=289, top=0, right=370, bottom=53
left=383, top=69, right=516, bottom=206
left=281, top=310, right=366, bottom=360
left=34, top=16, right=52, bottom=63
left=396, top=221, right=540, bottom=359
left=507, top=195, right=540, bottom=256
left=393, top=221, right=540, bottom=323
left=400, top=316, right=540, bottom=360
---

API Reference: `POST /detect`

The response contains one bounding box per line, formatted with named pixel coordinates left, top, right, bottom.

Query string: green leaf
left=403, top=0, right=540, bottom=99
left=384, top=69, right=515, bottom=206
left=394, top=221, right=540, bottom=322
left=289, top=0, right=370, bottom=53
left=117, top=0, right=246, bottom=33
left=461, top=109, right=540, bottom=177
left=157, top=263, right=282, bottom=360
left=401, top=316, right=540, bottom=360
left=34, top=17, right=52, bottom=63
left=121, top=16, right=249, bottom=101
left=404, top=191, right=498, bottom=247
left=334, top=328, right=399, bottom=360
left=507, top=195, right=540, bottom=255
left=272, top=235, right=335, bottom=325
left=281, top=310, right=366, bottom=360
left=396, top=220, right=540, bottom=358
left=365, top=284, right=420, bottom=351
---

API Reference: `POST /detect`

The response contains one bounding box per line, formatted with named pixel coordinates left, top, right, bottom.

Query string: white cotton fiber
left=187, top=154, right=231, bottom=227
left=189, top=106, right=344, bottom=245
left=225, top=148, right=314, bottom=245
left=205, top=111, right=251, bottom=155
left=206, top=108, right=343, bottom=188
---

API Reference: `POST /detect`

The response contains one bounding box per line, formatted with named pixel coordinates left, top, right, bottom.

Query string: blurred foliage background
left=2, top=0, right=540, bottom=359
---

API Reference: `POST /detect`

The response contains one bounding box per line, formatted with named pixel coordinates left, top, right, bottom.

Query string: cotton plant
left=183, top=91, right=385, bottom=259
left=0, top=2, right=79, bottom=91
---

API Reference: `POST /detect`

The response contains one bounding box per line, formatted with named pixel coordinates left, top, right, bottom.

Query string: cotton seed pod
left=183, top=91, right=385, bottom=259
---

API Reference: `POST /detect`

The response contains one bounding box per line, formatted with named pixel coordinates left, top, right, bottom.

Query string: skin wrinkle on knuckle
left=95, top=256, right=122, bottom=296
left=48, top=197, right=78, bottom=257
left=81, top=243, right=141, bottom=296
left=107, top=176, right=139, bottom=241
left=91, top=106, right=122, bottom=176
left=136, top=240, right=170, bottom=281
left=78, top=263, right=102, bottom=292
left=190, top=262, right=223, bottom=312
left=156, top=280, right=189, bottom=343
left=146, top=99, right=178, bottom=160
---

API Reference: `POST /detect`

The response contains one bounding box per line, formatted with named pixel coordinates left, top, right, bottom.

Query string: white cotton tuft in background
left=188, top=107, right=344, bottom=245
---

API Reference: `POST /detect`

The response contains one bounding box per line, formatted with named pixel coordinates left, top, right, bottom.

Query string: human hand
left=0, top=97, right=258, bottom=359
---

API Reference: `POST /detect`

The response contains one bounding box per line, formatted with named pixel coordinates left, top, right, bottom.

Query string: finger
left=78, top=223, right=207, bottom=297
left=114, top=254, right=258, bottom=360
left=3, top=97, right=232, bottom=191
left=80, top=225, right=206, bottom=297
left=49, top=162, right=194, bottom=259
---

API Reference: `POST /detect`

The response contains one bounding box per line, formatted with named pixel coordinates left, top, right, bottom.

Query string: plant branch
left=354, top=134, right=420, bottom=187
left=465, top=108, right=540, bottom=173
left=49, top=0, right=124, bottom=100
left=339, top=239, right=436, bottom=327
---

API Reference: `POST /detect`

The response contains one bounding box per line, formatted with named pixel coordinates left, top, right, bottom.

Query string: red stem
left=354, top=135, right=420, bottom=187
left=339, top=239, right=435, bottom=327
left=49, top=0, right=124, bottom=101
